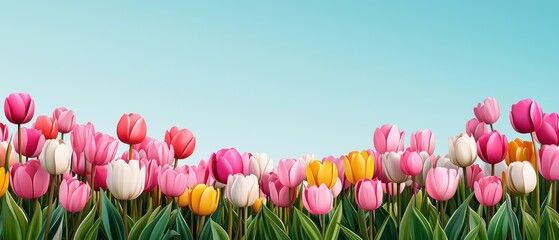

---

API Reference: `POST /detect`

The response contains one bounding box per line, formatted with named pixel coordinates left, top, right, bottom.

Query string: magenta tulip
left=355, top=179, right=383, bottom=211
left=425, top=167, right=460, bottom=201
left=539, top=145, right=559, bottom=181
left=53, top=107, right=76, bottom=134
left=140, top=159, right=160, bottom=193
left=71, top=123, right=95, bottom=155
left=409, top=129, right=435, bottom=155
left=159, top=165, right=188, bottom=197
left=165, top=126, right=196, bottom=159
left=400, top=150, right=423, bottom=177
left=84, top=132, right=119, bottom=166
left=116, top=113, right=147, bottom=145
left=466, top=164, right=485, bottom=189
left=59, top=178, right=90, bottom=213
left=4, top=93, right=35, bottom=125
left=373, top=124, right=405, bottom=154
left=13, top=127, right=45, bottom=158
left=208, top=148, right=249, bottom=185
left=268, top=173, right=296, bottom=207
left=10, top=159, right=50, bottom=199
left=302, top=184, right=333, bottom=215
left=477, top=131, right=508, bottom=165
left=146, top=141, right=175, bottom=166
left=466, top=118, right=489, bottom=141
left=277, top=158, right=306, bottom=188
left=474, top=97, right=500, bottom=124
left=474, top=176, right=502, bottom=207
left=535, top=113, right=559, bottom=145
left=0, top=123, right=8, bottom=142
left=87, top=164, right=107, bottom=191
left=510, top=99, right=543, bottom=133
left=260, top=171, right=273, bottom=196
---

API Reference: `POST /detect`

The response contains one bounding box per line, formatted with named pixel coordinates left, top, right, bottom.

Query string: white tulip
left=225, top=174, right=259, bottom=208
left=435, top=155, right=459, bottom=171
left=506, top=161, right=537, bottom=196
left=249, top=153, right=273, bottom=180
left=39, top=139, right=72, bottom=175
left=482, top=161, right=508, bottom=179
left=382, top=152, right=409, bottom=183
left=107, top=159, right=146, bottom=200
left=299, top=154, right=315, bottom=167
left=415, top=151, right=433, bottom=186
left=448, top=133, right=477, bottom=168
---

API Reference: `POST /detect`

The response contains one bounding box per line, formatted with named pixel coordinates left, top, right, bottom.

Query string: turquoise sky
left=1, top=2, right=558, bottom=165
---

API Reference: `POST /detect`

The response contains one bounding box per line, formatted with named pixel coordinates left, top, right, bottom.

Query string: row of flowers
left=1, top=93, right=559, bottom=240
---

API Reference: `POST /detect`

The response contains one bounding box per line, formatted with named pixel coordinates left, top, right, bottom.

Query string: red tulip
left=164, top=126, right=196, bottom=159
left=33, top=115, right=59, bottom=140
left=4, top=93, right=35, bottom=125
left=117, top=113, right=147, bottom=145
left=510, top=99, right=543, bottom=133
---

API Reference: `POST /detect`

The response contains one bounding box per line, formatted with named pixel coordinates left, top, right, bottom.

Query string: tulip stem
left=61, top=133, right=64, bottom=141
left=227, top=202, right=233, bottom=238
left=237, top=207, right=242, bottom=240
left=197, top=216, right=206, bottom=240
left=91, top=165, right=96, bottom=198
left=244, top=207, right=248, bottom=238
left=530, top=132, right=541, bottom=222
left=174, top=158, right=179, bottom=169
left=554, top=181, right=557, bottom=210
left=44, top=175, right=56, bottom=240
left=490, top=124, right=494, bottom=132
left=522, top=196, right=527, bottom=240
left=369, top=210, right=374, bottom=240
left=121, top=200, right=129, bottom=240
left=17, top=124, right=22, bottom=163
left=321, top=214, right=326, bottom=239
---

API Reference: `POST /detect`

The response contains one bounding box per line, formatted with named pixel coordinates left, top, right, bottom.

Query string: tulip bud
left=53, top=107, right=76, bottom=134
left=477, top=131, right=508, bottom=165
left=474, top=97, right=500, bottom=124
left=34, top=115, right=59, bottom=140
left=10, top=159, right=50, bottom=199
left=116, top=113, right=147, bottom=145
left=355, top=179, right=383, bottom=211
left=189, top=184, right=220, bottom=216
left=0, top=167, right=8, bottom=197
left=252, top=197, right=266, bottom=213
left=343, top=150, right=374, bottom=184
left=39, top=139, right=72, bottom=175
left=539, top=145, right=559, bottom=181
left=249, top=153, right=273, bottom=180
left=106, top=159, right=146, bottom=200
left=448, top=133, right=477, bottom=168
left=225, top=174, right=259, bottom=208
left=382, top=152, right=409, bottom=184
left=302, top=184, right=333, bottom=215
left=373, top=124, right=405, bottom=154
left=400, top=150, right=423, bottom=177
left=506, top=161, right=537, bottom=196
left=4, top=93, right=35, bottom=125
left=426, top=167, right=459, bottom=201
left=59, top=178, right=90, bottom=213
left=409, top=129, right=435, bottom=155
left=474, top=176, right=502, bottom=207
left=177, top=187, right=191, bottom=208
left=510, top=99, right=543, bottom=133
left=306, top=160, right=338, bottom=189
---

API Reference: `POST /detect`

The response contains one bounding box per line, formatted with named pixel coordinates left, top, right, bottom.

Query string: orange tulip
left=505, top=138, right=535, bottom=169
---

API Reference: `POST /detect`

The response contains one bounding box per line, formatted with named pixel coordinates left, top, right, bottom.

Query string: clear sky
left=1, top=2, right=558, bottom=165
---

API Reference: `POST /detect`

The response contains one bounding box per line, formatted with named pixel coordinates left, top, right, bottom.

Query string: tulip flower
left=10, top=159, right=50, bottom=199
left=425, top=167, right=460, bottom=201
left=116, top=113, right=147, bottom=145
left=34, top=115, right=59, bottom=140
left=276, top=158, right=306, bottom=188
left=159, top=165, right=188, bottom=197
left=59, top=178, right=90, bottom=212
left=382, top=182, right=406, bottom=195
left=146, top=141, right=174, bottom=166
left=466, top=164, right=484, bottom=189
left=0, top=123, right=9, bottom=142
left=14, top=127, right=45, bottom=159
left=165, top=126, right=196, bottom=161
left=477, top=131, right=508, bottom=165
left=306, top=159, right=338, bottom=189
left=39, top=139, right=72, bottom=175
left=299, top=154, right=315, bottom=167
left=249, top=153, right=273, bottom=180
left=400, top=150, right=423, bottom=177
left=409, top=129, right=435, bottom=155
left=435, top=155, right=459, bottom=171
left=535, top=113, right=559, bottom=145
left=506, top=161, right=537, bottom=196
left=225, top=174, right=259, bottom=208
left=260, top=171, right=273, bottom=196
left=373, top=124, right=405, bottom=154
left=252, top=197, right=266, bottom=213
left=505, top=138, right=535, bottom=169
left=474, top=176, right=502, bottom=207
left=268, top=173, right=297, bottom=207
left=302, top=184, right=333, bottom=215
left=372, top=150, right=389, bottom=182
left=71, top=152, right=90, bottom=177
left=53, top=107, right=76, bottom=135
left=70, top=123, right=95, bottom=155
left=330, top=178, right=342, bottom=197
left=86, top=164, right=108, bottom=191
left=121, top=149, right=146, bottom=162
left=106, top=159, right=146, bottom=200
left=539, top=145, right=559, bottom=181
left=343, top=150, right=375, bottom=184
left=208, top=148, right=250, bottom=185
left=474, top=97, right=500, bottom=125
left=466, top=118, right=489, bottom=141
left=141, top=159, right=160, bottom=193
left=177, top=187, right=191, bottom=208
left=190, top=160, right=213, bottom=186
left=84, top=132, right=119, bottom=166
left=355, top=179, right=383, bottom=211
left=382, top=152, right=409, bottom=184
left=0, top=141, right=16, bottom=168
left=448, top=133, right=477, bottom=168
left=510, top=99, right=543, bottom=134
left=4, top=93, right=35, bottom=125
left=0, top=167, right=8, bottom=197
left=189, top=184, right=220, bottom=216
left=414, top=152, right=435, bottom=187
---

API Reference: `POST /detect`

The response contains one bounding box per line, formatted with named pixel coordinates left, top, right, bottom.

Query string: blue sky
left=1, top=2, right=558, bottom=165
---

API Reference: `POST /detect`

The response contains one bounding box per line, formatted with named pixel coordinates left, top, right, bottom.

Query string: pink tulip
left=466, top=118, right=489, bottom=141
left=477, top=131, right=508, bottom=165
left=71, top=123, right=95, bottom=155
left=539, top=145, right=559, bottom=181
left=268, top=173, right=297, bottom=207
left=400, top=149, right=423, bottom=177
left=146, top=141, right=175, bottom=166
left=373, top=124, right=405, bottom=154
left=277, top=158, right=306, bottom=188
left=474, top=176, right=502, bottom=207
left=372, top=151, right=389, bottom=182
left=13, top=127, right=45, bottom=158
left=535, top=113, right=559, bottom=145
left=208, top=148, right=249, bottom=185
left=33, top=115, right=59, bottom=140
left=510, top=99, right=543, bottom=133
left=132, top=137, right=155, bottom=152
left=0, top=141, right=16, bottom=168
left=0, top=123, right=8, bottom=142
left=84, top=132, right=119, bottom=166
left=53, top=107, right=76, bottom=134
left=140, top=159, right=160, bottom=193
left=425, top=167, right=460, bottom=201
left=409, top=129, right=435, bottom=155
left=175, top=165, right=198, bottom=189
left=159, top=165, right=188, bottom=197
left=382, top=182, right=405, bottom=195
left=260, top=171, right=273, bottom=196
left=302, top=184, right=333, bottom=215
left=190, top=160, right=213, bottom=186
left=71, top=152, right=91, bottom=177
left=117, top=113, right=147, bottom=145
left=466, top=164, right=485, bottom=189
left=59, top=178, right=90, bottom=213
left=330, top=178, right=342, bottom=197
left=4, top=93, right=35, bottom=125
left=120, top=149, right=146, bottom=162
left=165, top=126, right=196, bottom=159
left=87, top=164, right=108, bottom=191
left=10, top=159, right=50, bottom=199
left=355, top=179, right=383, bottom=211
left=474, top=97, right=500, bottom=124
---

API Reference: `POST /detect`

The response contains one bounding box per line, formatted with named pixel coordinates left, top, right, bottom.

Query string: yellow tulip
left=252, top=197, right=266, bottom=213
left=343, top=150, right=374, bottom=184
left=505, top=138, right=535, bottom=169
left=0, top=168, right=8, bottom=197
left=306, top=160, right=338, bottom=189
left=177, top=187, right=192, bottom=208
left=189, top=184, right=220, bottom=216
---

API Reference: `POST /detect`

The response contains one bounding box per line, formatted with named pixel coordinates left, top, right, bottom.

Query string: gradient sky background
left=1, top=2, right=558, bottom=165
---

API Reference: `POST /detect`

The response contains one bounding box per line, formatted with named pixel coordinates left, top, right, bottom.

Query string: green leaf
left=85, top=218, right=102, bottom=240
left=444, top=193, right=473, bottom=240
left=74, top=205, right=97, bottom=240
left=128, top=204, right=153, bottom=240
left=162, top=230, right=180, bottom=240
left=139, top=204, right=172, bottom=240
left=464, top=225, right=481, bottom=240
left=26, top=202, right=43, bottom=240
left=410, top=205, right=433, bottom=240
left=522, top=208, right=539, bottom=240
left=100, top=191, right=125, bottom=240
left=324, top=204, right=342, bottom=240
left=399, top=197, right=415, bottom=240
left=293, top=208, right=321, bottom=240
left=433, top=222, right=447, bottom=240
left=2, top=192, right=27, bottom=240
left=339, top=224, right=364, bottom=240
left=173, top=209, right=193, bottom=240
left=39, top=205, right=65, bottom=240
left=374, top=215, right=392, bottom=240
left=487, top=204, right=508, bottom=240
left=467, top=208, right=488, bottom=240
left=261, top=206, right=289, bottom=240
left=209, top=219, right=229, bottom=240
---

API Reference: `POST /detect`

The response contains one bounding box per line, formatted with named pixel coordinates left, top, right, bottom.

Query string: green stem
left=554, top=181, right=557, bottom=211
left=397, top=183, right=402, bottom=227
left=522, top=196, right=527, bottom=240
left=17, top=124, right=22, bottom=163
left=244, top=207, right=248, bottom=239
left=530, top=132, right=541, bottom=222
left=197, top=216, right=206, bottom=240
left=128, top=144, right=133, bottom=161
left=238, top=207, right=242, bottom=240
left=91, top=165, right=96, bottom=196
left=227, top=202, right=233, bottom=238
left=174, top=158, right=179, bottom=169
left=132, top=199, right=137, bottom=221
left=61, top=133, right=64, bottom=141
left=491, top=164, right=495, bottom=177
left=121, top=200, right=129, bottom=240
left=360, top=209, right=368, bottom=239
left=321, top=214, right=326, bottom=240
left=44, top=175, right=56, bottom=240
left=369, top=210, right=374, bottom=240
left=490, top=124, right=494, bottom=131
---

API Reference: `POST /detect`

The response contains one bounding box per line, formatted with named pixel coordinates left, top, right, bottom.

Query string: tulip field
left=2, top=93, right=559, bottom=240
